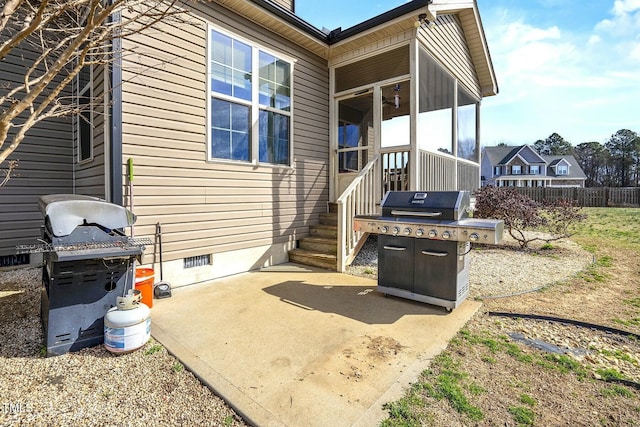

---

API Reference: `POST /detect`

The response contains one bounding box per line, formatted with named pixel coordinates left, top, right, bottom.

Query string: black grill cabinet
left=354, top=191, right=503, bottom=311
left=33, top=195, right=146, bottom=356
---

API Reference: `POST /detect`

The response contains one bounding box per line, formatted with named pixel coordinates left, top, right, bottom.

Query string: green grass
left=509, top=405, right=535, bottom=426
left=599, top=349, right=637, bottom=365
left=596, top=368, right=625, bottom=381
left=172, top=362, right=184, bottom=373
left=542, top=354, right=588, bottom=379
left=574, top=208, right=640, bottom=250
left=380, top=207, right=640, bottom=425
left=380, top=386, right=425, bottom=427
left=601, top=384, right=634, bottom=398
left=613, top=317, right=640, bottom=327
left=624, top=297, right=640, bottom=309
left=519, top=394, right=537, bottom=407
left=144, top=343, right=162, bottom=355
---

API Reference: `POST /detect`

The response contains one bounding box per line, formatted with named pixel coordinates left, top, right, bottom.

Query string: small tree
left=0, top=0, right=182, bottom=185
left=473, top=186, right=587, bottom=249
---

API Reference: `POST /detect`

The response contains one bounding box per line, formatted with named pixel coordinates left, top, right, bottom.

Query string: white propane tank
left=104, top=289, right=151, bottom=354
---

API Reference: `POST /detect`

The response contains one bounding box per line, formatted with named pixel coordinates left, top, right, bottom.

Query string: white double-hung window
left=208, top=26, right=292, bottom=165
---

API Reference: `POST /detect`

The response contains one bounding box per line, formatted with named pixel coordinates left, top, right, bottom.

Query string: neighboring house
left=1, top=0, right=498, bottom=282
left=481, top=145, right=587, bottom=188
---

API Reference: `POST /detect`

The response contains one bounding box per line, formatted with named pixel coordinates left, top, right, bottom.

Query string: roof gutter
left=247, top=0, right=432, bottom=45
left=247, top=0, right=329, bottom=42
left=328, top=0, right=432, bottom=44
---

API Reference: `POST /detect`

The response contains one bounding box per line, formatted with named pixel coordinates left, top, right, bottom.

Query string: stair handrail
left=335, top=155, right=381, bottom=272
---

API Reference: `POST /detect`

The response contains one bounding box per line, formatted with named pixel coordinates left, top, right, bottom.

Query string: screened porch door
left=336, top=91, right=374, bottom=196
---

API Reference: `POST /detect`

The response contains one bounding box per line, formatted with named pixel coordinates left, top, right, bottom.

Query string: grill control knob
left=428, top=229, right=437, bottom=238
left=442, top=231, right=451, bottom=240
left=416, top=228, right=425, bottom=237
left=469, top=232, right=479, bottom=242
left=380, top=226, right=389, bottom=233
left=403, top=227, right=412, bottom=236
left=392, top=226, right=401, bottom=235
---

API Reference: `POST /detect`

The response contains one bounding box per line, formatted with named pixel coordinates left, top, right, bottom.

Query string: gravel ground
left=0, top=268, right=247, bottom=427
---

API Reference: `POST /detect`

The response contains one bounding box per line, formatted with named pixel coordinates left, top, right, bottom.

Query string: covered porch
left=326, top=1, right=498, bottom=270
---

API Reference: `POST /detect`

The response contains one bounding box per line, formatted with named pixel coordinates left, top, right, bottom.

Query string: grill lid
left=381, top=191, right=470, bottom=221
left=39, top=194, right=136, bottom=237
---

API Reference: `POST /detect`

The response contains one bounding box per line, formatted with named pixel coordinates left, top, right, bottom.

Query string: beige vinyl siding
left=272, top=0, right=294, bottom=12
left=120, top=2, right=329, bottom=266
left=458, top=8, right=496, bottom=97
left=418, top=14, right=481, bottom=99
left=0, top=48, right=73, bottom=256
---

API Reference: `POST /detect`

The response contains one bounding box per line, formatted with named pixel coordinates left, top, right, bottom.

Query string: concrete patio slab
left=150, top=263, right=481, bottom=427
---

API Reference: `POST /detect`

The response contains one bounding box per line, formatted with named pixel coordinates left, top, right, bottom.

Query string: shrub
left=473, top=186, right=587, bottom=249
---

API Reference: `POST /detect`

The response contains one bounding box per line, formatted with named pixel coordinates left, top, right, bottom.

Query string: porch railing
left=457, top=158, right=480, bottom=192
left=381, top=147, right=410, bottom=195
left=336, top=155, right=381, bottom=272
left=418, top=149, right=456, bottom=190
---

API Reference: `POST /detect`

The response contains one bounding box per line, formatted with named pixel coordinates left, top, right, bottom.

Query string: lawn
left=380, top=207, right=640, bottom=426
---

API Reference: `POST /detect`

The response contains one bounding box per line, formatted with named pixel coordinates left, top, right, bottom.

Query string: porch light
left=416, top=11, right=437, bottom=29
left=394, top=83, right=401, bottom=109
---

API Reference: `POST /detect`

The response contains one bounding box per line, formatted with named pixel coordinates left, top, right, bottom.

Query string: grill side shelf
left=16, top=237, right=153, bottom=254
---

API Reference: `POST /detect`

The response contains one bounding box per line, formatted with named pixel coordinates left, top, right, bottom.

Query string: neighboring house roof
left=544, top=155, right=586, bottom=180
left=482, top=145, right=587, bottom=181
left=239, top=0, right=498, bottom=96
left=482, top=145, right=518, bottom=166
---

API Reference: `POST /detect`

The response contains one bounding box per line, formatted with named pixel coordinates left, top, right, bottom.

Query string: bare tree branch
left=0, top=159, right=19, bottom=187
left=0, top=0, right=185, bottom=169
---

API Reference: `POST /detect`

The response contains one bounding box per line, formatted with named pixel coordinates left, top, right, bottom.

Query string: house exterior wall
left=119, top=2, right=329, bottom=285
left=272, top=0, right=294, bottom=12
left=0, top=47, right=74, bottom=259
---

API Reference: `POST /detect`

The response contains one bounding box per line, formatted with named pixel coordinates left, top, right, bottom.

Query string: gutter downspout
left=109, top=8, right=123, bottom=206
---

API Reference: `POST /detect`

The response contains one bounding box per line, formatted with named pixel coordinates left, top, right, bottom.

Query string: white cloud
left=613, top=0, right=640, bottom=15
left=596, top=0, right=640, bottom=36
left=479, top=2, right=640, bottom=145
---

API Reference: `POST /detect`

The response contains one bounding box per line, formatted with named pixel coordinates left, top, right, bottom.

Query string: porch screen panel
left=335, top=46, right=409, bottom=93
left=457, top=87, right=478, bottom=162
left=418, top=48, right=454, bottom=155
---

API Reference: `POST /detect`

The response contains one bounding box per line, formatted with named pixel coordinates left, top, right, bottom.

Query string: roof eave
left=327, top=0, right=432, bottom=44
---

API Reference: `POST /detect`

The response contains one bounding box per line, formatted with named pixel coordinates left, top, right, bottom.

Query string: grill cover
left=381, top=191, right=470, bottom=221
left=39, top=194, right=136, bottom=237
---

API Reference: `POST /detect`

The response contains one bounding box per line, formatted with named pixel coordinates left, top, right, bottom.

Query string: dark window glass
left=259, top=110, right=289, bottom=164
left=211, top=98, right=250, bottom=161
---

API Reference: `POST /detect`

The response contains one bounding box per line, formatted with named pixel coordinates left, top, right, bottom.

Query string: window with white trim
left=557, top=164, right=568, bottom=175
left=512, top=165, right=521, bottom=175
left=208, top=27, right=292, bottom=165
left=75, top=64, right=93, bottom=163
left=530, top=165, right=540, bottom=174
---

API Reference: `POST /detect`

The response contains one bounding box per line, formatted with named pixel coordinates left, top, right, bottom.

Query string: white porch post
left=328, top=66, right=336, bottom=202
left=373, top=85, right=382, bottom=202
left=409, top=37, right=419, bottom=191
left=452, top=80, right=458, bottom=190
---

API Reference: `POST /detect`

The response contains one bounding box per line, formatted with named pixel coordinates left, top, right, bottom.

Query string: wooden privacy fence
left=513, top=187, right=640, bottom=207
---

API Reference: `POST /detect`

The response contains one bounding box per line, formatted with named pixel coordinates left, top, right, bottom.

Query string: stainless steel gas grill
left=354, top=191, right=503, bottom=310
left=17, top=194, right=151, bottom=356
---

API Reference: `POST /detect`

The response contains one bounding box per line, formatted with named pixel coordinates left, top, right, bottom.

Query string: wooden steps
left=288, top=203, right=338, bottom=270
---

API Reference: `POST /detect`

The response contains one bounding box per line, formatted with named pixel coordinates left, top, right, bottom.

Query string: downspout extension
left=109, top=7, right=123, bottom=206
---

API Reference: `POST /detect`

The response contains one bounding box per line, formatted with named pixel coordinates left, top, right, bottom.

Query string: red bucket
left=135, top=267, right=154, bottom=308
